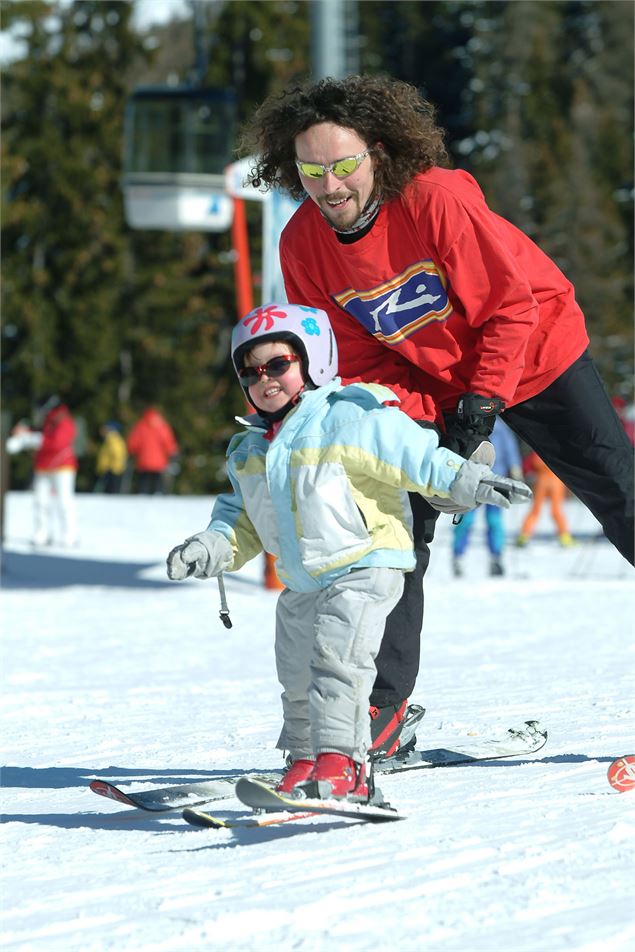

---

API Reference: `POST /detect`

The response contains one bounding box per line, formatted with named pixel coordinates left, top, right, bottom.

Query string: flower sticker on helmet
left=301, top=317, right=320, bottom=336
left=243, top=305, right=289, bottom=335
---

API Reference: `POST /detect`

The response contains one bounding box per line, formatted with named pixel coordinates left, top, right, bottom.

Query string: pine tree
left=3, top=1, right=631, bottom=496
left=445, top=0, right=634, bottom=393
left=118, top=1, right=313, bottom=493
left=2, top=0, right=150, bottom=487
left=2, top=0, right=298, bottom=492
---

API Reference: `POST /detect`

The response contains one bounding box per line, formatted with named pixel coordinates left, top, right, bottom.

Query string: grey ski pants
left=275, top=566, right=405, bottom=762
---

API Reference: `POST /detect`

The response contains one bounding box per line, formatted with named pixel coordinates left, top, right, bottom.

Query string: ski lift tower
left=311, top=0, right=359, bottom=79
left=224, top=0, right=360, bottom=302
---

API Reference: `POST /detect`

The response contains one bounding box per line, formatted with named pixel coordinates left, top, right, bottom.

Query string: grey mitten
left=449, top=461, right=532, bottom=510
left=428, top=442, right=496, bottom=515
left=166, top=530, right=233, bottom=580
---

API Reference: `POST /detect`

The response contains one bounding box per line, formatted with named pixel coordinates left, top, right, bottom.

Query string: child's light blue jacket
left=208, top=379, right=465, bottom=592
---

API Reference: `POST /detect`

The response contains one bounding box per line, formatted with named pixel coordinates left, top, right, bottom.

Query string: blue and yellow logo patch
left=333, top=261, right=452, bottom=344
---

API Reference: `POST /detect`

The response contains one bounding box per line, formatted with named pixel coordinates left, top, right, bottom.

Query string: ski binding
left=234, top=776, right=404, bottom=823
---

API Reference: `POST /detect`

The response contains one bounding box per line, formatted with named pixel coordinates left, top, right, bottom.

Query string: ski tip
left=524, top=719, right=547, bottom=738
left=607, top=755, right=635, bottom=793
left=89, top=780, right=135, bottom=806
left=182, top=807, right=227, bottom=828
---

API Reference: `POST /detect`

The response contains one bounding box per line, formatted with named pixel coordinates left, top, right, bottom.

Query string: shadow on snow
left=0, top=764, right=278, bottom=789
left=2, top=810, right=354, bottom=842
left=1, top=549, right=171, bottom=589
left=1, top=753, right=620, bottom=793
left=0, top=549, right=264, bottom=591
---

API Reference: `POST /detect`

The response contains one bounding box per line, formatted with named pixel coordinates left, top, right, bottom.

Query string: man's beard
left=318, top=191, right=361, bottom=229
left=318, top=191, right=382, bottom=235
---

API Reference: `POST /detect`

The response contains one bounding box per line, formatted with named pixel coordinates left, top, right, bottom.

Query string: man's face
left=294, top=123, right=375, bottom=230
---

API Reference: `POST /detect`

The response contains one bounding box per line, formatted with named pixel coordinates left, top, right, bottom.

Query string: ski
left=607, top=755, right=635, bottom=792
left=89, top=719, right=546, bottom=812
left=89, top=772, right=280, bottom=812
left=182, top=806, right=318, bottom=829
left=378, top=719, right=547, bottom=773
left=234, top=777, right=404, bottom=823
left=87, top=703, right=420, bottom=812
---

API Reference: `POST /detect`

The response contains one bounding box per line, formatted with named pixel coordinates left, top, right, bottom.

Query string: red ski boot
left=298, top=752, right=370, bottom=802
left=275, top=758, right=315, bottom=794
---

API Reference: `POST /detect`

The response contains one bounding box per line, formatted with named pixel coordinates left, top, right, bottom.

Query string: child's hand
left=166, top=530, right=232, bottom=580
left=449, top=462, right=532, bottom=510
left=428, top=442, right=531, bottom=513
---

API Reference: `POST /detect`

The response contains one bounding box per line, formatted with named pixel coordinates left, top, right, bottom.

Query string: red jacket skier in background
left=127, top=407, right=179, bottom=495
left=34, top=400, right=78, bottom=473
left=6, top=395, right=79, bottom=546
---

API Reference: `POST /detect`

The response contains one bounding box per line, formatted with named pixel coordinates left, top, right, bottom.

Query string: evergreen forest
left=1, top=0, right=633, bottom=493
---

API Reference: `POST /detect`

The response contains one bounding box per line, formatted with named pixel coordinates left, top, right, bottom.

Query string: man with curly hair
left=240, top=74, right=634, bottom=757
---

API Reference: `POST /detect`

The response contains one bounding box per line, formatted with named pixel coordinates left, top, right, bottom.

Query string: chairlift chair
left=122, top=86, right=237, bottom=232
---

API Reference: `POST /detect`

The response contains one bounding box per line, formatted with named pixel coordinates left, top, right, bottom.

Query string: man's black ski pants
left=371, top=350, right=634, bottom=707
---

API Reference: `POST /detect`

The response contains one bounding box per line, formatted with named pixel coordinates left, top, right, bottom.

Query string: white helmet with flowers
left=231, top=303, right=338, bottom=399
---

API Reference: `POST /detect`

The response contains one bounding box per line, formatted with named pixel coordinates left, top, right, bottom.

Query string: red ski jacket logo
left=332, top=260, right=452, bottom=345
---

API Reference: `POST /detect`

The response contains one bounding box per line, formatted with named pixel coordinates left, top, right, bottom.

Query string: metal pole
left=189, top=0, right=210, bottom=86
left=311, top=0, right=347, bottom=80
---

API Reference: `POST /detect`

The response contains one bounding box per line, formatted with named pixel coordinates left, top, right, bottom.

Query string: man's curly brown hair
left=239, top=75, right=449, bottom=202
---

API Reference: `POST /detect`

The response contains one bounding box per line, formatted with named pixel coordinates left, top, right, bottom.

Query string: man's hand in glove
left=166, top=530, right=233, bottom=580
left=443, top=393, right=505, bottom=458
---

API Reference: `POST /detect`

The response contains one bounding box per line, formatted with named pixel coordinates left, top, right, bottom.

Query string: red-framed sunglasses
left=238, top=354, right=301, bottom=387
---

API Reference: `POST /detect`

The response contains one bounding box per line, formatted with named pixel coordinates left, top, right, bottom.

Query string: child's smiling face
left=244, top=340, right=306, bottom=415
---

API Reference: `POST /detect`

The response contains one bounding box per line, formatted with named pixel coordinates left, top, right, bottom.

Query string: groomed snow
left=1, top=490, right=634, bottom=952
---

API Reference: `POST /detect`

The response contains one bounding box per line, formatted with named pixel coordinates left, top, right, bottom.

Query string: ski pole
left=217, top=572, right=232, bottom=629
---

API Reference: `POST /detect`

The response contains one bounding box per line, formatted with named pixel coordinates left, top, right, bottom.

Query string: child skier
left=166, top=303, right=531, bottom=803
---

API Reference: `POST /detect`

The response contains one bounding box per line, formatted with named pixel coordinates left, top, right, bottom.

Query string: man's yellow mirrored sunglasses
left=295, top=149, right=372, bottom=180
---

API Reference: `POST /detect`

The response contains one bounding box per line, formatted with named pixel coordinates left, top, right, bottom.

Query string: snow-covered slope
left=1, top=491, right=633, bottom=952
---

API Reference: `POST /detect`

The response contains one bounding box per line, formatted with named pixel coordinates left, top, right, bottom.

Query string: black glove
left=442, top=393, right=505, bottom=458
